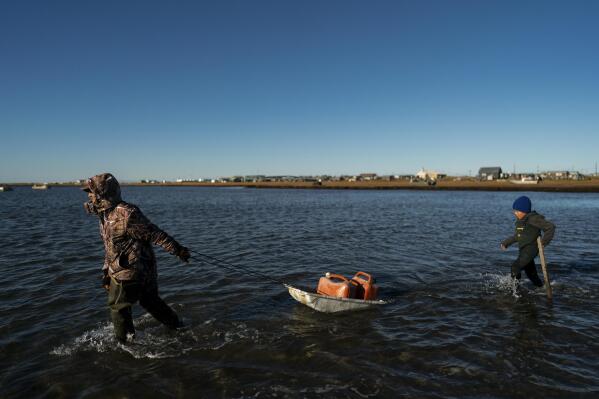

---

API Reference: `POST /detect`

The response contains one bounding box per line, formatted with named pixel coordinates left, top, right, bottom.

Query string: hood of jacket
left=83, top=173, right=123, bottom=212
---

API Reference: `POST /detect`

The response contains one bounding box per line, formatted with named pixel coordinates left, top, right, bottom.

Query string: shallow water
left=1, top=187, right=598, bottom=398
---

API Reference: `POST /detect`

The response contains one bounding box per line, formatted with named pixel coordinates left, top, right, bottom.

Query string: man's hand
left=177, top=246, right=191, bottom=264
left=500, top=243, right=507, bottom=251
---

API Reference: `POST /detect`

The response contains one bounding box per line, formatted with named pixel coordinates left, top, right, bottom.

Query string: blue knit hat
left=513, top=196, right=531, bottom=213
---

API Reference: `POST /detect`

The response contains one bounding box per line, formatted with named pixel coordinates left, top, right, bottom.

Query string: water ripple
left=1, top=188, right=599, bottom=398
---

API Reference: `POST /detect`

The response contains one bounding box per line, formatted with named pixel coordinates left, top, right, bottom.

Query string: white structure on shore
left=416, top=169, right=445, bottom=181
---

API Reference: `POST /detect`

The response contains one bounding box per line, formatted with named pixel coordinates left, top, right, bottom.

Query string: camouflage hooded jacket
left=85, top=173, right=185, bottom=284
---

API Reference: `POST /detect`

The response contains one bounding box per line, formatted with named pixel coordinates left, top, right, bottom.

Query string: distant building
left=397, top=175, right=414, bottom=180
left=244, top=175, right=266, bottom=182
left=478, top=167, right=503, bottom=180
left=359, top=173, right=377, bottom=181
left=540, top=171, right=586, bottom=180
left=416, top=169, right=445, bottom=181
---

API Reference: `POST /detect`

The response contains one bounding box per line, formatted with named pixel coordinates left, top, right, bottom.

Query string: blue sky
left=1, top=0, right=598, bottom=181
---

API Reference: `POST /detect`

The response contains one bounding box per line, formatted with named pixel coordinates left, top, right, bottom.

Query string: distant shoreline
left=4, top=179, right=599, bottom=193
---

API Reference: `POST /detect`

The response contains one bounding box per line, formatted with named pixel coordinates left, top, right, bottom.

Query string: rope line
left=189, top=249, right=287, bottom=285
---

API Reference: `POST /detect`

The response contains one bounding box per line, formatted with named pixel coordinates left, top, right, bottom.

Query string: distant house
left=397, top=175, right=414, bottom=180
left=415, top=169, right=445, bottom=181
left=478, top=167, right=503, bottom=180
left=359, top=173, right=377, bottom=181
left=541, top=171, right=587, bottom=180
left=244, top=175, right=266, bottom=182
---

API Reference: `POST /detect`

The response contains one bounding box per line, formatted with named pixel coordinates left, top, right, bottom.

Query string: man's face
left=87, top=191, right=98, bottom=203
left=84, top=190, right=101, bottom=215
left=513, top=210, right=527, bottom=220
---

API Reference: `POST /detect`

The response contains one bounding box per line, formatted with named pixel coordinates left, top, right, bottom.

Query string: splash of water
left=50, top=317, right=264, bottom=359
left=49, top=323, right=114, bottom=357
left=50, top=314, right=196, bottom=359
left=481, top=272, right=521, bottom=298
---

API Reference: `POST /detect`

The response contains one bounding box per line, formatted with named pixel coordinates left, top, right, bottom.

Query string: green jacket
left=502, top=211, right=556, bottom=249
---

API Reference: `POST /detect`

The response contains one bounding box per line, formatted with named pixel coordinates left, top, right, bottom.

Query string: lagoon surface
left=1, top=187, right=598, bottom=398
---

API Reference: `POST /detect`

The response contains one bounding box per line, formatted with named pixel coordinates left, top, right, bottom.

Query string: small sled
left=286, top=272, right=387, bottom=313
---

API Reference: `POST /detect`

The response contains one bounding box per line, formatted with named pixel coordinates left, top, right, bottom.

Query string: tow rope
left=189, top=249, right=288, bottom=285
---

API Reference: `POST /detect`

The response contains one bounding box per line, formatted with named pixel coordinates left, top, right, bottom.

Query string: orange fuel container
left=350, top=272, right=378, bottom=300
left=317, top=271, right=378, bottom=300
left=317, top=273, right=356, bottom=298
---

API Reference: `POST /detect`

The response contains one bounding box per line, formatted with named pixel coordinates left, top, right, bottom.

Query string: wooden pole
left=537, top=237, right=553, bottom=300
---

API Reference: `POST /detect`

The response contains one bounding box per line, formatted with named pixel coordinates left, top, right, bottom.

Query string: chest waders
left=107, top=277, right=137, bottom=342
left=107, top=275, right=182, bottom=343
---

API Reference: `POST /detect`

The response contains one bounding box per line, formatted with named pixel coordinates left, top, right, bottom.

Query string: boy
left=501, top=196, right=555, bottom=286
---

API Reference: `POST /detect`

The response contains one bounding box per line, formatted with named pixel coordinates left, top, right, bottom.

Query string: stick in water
left=537, top=237, right=553, bottom=300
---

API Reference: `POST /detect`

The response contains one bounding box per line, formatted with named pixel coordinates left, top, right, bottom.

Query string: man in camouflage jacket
left=83, top=173, right=190, bottom=342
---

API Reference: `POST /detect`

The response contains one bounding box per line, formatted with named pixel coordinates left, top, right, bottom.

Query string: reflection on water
left=1, top=187, right=599, bottom=398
